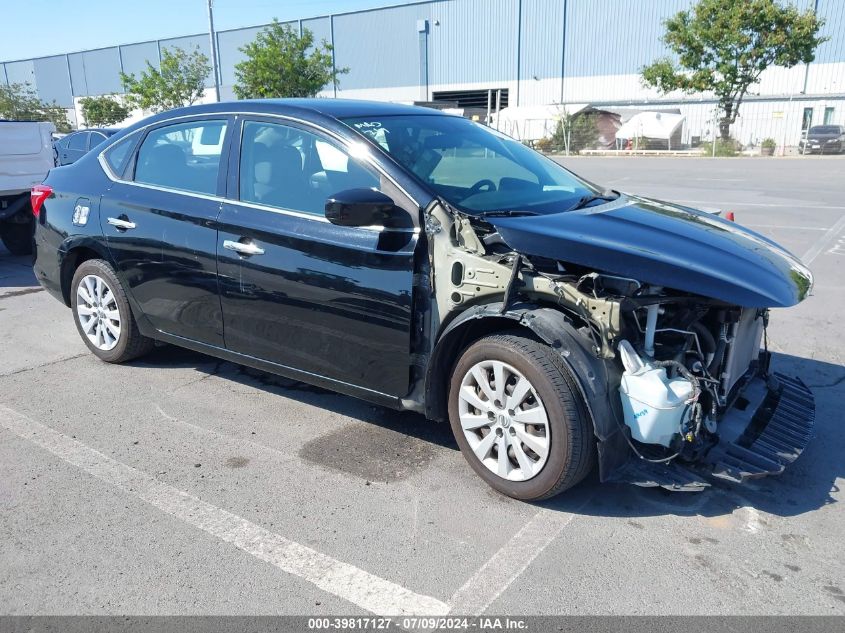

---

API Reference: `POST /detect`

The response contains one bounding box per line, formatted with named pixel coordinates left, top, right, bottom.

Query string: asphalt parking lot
left=1, top=156, right=843, bottom=616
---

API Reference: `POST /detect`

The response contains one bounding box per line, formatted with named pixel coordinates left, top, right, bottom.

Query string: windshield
left=342, top=114, right=601, bottom=214
left=808, top=126, right=840, bottom=134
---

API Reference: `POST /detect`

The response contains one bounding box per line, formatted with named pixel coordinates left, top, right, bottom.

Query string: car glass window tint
left=87, top=133, right=107, bottom=150
left=67, top=132, right=87, bottom=151
left=103, top=134, right=137, bottom=177
left=239, top=120, right=379, bottom=216
left=134, top=120, right=227, bottom=195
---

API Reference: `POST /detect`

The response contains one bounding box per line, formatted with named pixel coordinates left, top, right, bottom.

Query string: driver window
left=239, top=120, right=380, bottom=216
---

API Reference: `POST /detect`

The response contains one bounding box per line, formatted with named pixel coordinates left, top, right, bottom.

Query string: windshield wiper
left=477, top=209, right=541, bottom=218
left=567, top=189, right=620, bottom=211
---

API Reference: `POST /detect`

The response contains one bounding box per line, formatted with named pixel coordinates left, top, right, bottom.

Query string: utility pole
left=207, top=0, right=221, bottom=102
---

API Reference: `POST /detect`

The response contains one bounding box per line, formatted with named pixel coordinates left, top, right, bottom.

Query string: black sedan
left=32, top=99, right=814, bottom=500
left=799, top=125, right=845, bottom=154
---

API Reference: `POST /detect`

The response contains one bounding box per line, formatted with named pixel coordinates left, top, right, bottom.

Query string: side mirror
left=325, top=188, right=396, bottom=227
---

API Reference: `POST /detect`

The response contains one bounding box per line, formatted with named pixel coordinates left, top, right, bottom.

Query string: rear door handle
left=223, top=239, right=265, bottom=256
left=107, top=217, right=136, bottom=230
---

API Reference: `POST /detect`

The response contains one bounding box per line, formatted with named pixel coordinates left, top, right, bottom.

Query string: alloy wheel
left=457, top=360, right=550, bottom=481
left=76, top=274, right=121, bottom=351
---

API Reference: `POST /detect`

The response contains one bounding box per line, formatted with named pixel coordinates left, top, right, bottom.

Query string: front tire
left=70, top=259, right=154, bottom=363
left=448, top=332, right=595, bottom=501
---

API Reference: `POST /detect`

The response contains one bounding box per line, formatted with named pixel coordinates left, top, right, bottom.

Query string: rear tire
left=0, top=219, right=33, bottom=256
left=70, top=259, right=154, bottom=363
left=448, top=332, right=595, bottom=501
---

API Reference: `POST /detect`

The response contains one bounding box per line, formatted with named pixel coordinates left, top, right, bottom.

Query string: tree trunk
left=719, top=103, right=733, bottom=141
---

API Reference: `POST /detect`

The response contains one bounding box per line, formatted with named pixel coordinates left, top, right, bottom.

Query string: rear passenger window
left=134, top=120, right=227, bottom=195
left=67, top=132, right=88, bottom=151
left=239, top=120, right=380, bottom=216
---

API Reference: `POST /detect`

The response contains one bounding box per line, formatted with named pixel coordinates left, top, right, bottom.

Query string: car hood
left=487, top=196, right=813, bottom=308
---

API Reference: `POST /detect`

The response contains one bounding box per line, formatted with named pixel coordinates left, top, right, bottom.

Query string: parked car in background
left=0, top=120, right=55, bottom=255
left=799, top=125, right=845, bottom=154
left=53, top=128, right=121, bottom=166
left=32, top=100, right=815, bottom=500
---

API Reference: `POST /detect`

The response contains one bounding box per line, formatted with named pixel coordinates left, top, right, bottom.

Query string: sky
left=0, top=0, right=420, bottom=61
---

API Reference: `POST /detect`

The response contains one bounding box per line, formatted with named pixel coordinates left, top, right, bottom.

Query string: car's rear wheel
left=448, top=332, right=595, bottom=500
left=70, top=259, right=154, bottom=363
left=0, top=219, right=33, bottom=256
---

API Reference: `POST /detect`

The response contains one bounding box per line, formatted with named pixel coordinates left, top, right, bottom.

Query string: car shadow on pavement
left=132, top=346, right=842, bottom=519
left=0, top=250, right=38, bottom=289
left=132, top=345, right=460, bottom=452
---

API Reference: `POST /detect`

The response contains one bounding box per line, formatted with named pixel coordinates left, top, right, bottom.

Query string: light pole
left=207, top=0, right=221, bottom=102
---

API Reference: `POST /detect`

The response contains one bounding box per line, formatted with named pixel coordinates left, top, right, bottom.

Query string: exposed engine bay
left=422, top=199, right=815, bottom=491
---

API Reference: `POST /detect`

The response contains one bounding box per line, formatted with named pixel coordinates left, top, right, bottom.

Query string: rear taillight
left=725, top=210, right=736, bottom=222
left=31, top=185, right=53, bottom=217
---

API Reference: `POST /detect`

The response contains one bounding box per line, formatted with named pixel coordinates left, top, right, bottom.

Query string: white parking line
left=446, top=504, right=588, bottom=615
left=802, top=214, right=845, bottom=264
left=744, top=224, right=830, bottom=231
left=0, top=405, right=449, bottom=616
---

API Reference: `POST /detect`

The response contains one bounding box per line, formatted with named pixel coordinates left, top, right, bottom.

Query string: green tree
left=79, top=95, right=130, bottom=127
left=234, top=20, right=348, bottom=99
left=641, top=0, right=826, bottom=140
left=121, top=46, right=210, bottom=113
left=0, top=82, right=71, bottom=132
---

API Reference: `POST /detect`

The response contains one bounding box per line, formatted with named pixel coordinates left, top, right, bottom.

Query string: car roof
left=145, top=98, right=443, bottom=123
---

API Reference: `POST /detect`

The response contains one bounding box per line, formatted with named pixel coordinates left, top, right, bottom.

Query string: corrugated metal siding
left=120, top=42, right=161, bottom=78
left=3, top=60, right=35, bottom=87
left=217, top=26, right=264, bottom=87
left=68, top=48, right=123, bottom=96
left=428, top=0, right=519, bottom=85
left=333, top=4, right=430, bottom=90
left=520, top=0, right=566, bottom=103
left=33, top=56, right=72, bottom=106
left=564, top=0, right=692, bottom=78
left=302, top=17, right=332, bottom=46
left=2, top=0, right=842, bottom=115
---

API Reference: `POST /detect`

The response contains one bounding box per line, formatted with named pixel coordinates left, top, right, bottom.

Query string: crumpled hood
left=488, top=196, right=813, bottom=308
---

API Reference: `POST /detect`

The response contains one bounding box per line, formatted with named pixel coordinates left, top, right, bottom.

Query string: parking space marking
left=672, top=200, right=845, bottom=210
left=0, top=405, right=450, bottom=616
left=446, top=504, right=588, bottom=615
left=802, top=214, right=845, bottom=264
left=744, top=224, right=830, bottom=231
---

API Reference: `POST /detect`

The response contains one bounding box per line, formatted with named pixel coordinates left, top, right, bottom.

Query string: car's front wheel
left=70, top=259, right=154, bottom=363
left=448, top=332, right=595, bottom=500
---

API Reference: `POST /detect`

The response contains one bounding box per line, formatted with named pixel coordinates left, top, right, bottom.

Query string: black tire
left=0, top=219, right=33, bottom=256
left=70, top=259, right=154, bottom=363
left=448, top=332, right=595, bottom=501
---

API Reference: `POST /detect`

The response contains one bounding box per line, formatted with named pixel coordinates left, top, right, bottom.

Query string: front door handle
left=107, top=217, right=136, bottom=230
left=224, top=239, right=265, bottom=256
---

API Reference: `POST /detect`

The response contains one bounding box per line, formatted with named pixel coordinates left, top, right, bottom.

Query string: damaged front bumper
left=608, top=372, right=815, bottom=491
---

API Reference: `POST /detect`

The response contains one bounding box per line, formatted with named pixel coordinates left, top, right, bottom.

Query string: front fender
left=424, top=301, right=630, bottom=480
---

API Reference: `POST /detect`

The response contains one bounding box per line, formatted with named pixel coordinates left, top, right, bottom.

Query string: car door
left=100, top=116, right=233, bottom=346
left=60, top=131, right=88, bottom=165
left=87, top=131, right=109, bottom=153
left=216, top=117, right=419, bottom=397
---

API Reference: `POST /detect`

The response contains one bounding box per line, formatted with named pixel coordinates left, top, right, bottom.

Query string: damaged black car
left=33, top=100, right=815, bottom=500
